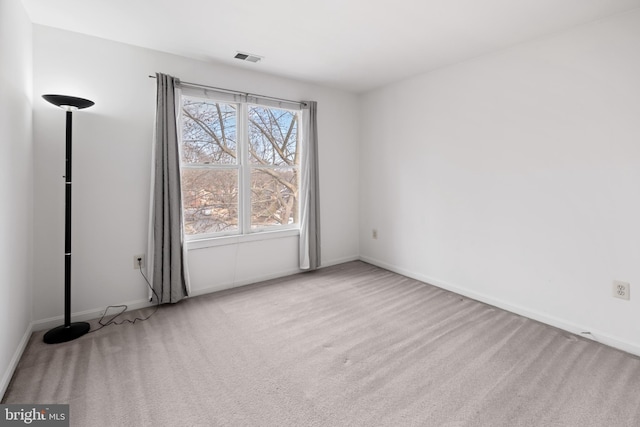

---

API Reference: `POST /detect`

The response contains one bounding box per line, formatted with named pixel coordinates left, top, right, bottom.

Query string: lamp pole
left=42, top=94, right=95, bottom=344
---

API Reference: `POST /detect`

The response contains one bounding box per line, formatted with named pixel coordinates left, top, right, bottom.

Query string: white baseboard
left=321, top=255, right=360, bottom=268
left=189, top=266, right=304, bottom=297
left=1, top=322, right=33, bottom=401
left=360, top=255, right=640, bottom=358
left=189, top=255, right=360, bottom=297
left=33, top=255, right=362, bottom=333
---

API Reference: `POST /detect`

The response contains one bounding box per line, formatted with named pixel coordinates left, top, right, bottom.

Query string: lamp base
left=43, top=322, right=91, bottom=344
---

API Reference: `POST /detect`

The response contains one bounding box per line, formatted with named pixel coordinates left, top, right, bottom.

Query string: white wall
left=0, top=0, right=33, bottom=398
left=32, top=26, right=360, bottom=325
left=360, top=9, right=640, bottom=354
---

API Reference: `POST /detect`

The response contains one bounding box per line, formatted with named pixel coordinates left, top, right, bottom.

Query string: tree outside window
left=180, top=96, right=300, bottom=237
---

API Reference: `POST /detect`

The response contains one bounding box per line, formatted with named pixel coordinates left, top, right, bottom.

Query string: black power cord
left=89, top=258, right=160, bottom=333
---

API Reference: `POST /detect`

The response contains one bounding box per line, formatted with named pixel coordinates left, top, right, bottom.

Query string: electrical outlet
left=133, top=254, right=145, bottom=270
left=372, top=229, right=378, bottom=239
left=612, top=280, right=630, bottom=300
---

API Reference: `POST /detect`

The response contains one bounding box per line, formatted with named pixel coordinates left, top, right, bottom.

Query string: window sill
left=186, top=228, right=300, bottom=250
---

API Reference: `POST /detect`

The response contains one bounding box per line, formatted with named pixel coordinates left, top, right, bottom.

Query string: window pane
left=182, top=169, right=238, bottom=235
left=250, top=168, right=298, bottom=229
left=248, top=106, right=298, bottom=166
left=182, top=98, right=237, bottom=165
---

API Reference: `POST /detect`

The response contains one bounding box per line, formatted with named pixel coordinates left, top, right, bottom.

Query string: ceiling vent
left=234, top=52, right=263, bottom=63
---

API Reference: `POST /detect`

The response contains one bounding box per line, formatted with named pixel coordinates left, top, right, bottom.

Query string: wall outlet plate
left=612, top=280, right=630, bottom=300
left=133, top=254, right=145, bottom=270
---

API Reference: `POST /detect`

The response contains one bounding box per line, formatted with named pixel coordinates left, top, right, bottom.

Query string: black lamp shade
left=43, top=94, right=95, bottom=110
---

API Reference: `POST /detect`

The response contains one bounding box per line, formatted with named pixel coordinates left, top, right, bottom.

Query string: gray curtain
left=148, top=72, right=189, bottom=303
left=299, top=101, right=321, bottom=270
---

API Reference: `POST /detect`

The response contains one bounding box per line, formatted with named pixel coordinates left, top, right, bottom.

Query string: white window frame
left=179, top=87, right=302, bottom=246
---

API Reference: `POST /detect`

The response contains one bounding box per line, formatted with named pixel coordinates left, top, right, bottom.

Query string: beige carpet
left=4, top=261, right=640, bottom=426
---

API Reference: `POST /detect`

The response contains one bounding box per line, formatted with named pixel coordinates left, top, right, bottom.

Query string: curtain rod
left=148, top=75, right=306, bottom=107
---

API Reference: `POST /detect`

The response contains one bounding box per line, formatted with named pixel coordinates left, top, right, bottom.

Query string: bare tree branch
left=183, top=108, right=236, bottom=160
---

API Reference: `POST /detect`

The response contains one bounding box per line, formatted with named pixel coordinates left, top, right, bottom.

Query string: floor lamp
left=42, top=94, right=95, bottom=344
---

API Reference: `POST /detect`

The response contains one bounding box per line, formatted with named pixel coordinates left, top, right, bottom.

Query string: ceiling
left=21, top=0, right=640, bottom=93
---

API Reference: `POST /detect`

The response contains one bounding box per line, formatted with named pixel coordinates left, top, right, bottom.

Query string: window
left=179, top=89, right=301, bottom=239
